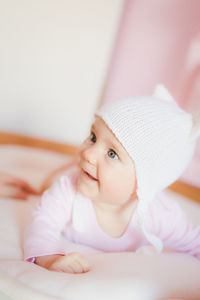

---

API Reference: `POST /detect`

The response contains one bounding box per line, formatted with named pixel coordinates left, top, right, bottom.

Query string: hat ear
left=153, top=84, right=174, bottom=102
left=189, top=112, right=200, bottom=142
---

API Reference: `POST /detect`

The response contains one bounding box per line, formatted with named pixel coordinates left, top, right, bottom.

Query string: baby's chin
left=76, top=181, right=97, bottom=200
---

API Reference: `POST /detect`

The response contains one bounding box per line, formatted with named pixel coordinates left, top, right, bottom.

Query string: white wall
left=0, top=0, right=123, bottom=145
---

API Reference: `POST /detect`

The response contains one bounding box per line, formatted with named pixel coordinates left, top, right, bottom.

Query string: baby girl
left=24, top=85, right=200, bottom=274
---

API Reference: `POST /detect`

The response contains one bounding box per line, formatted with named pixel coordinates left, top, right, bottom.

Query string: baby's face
left=77, top=116, right=137, bottom=207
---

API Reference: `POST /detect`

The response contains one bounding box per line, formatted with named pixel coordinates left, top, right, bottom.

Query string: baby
left=24, top=85, right=200, bottom=274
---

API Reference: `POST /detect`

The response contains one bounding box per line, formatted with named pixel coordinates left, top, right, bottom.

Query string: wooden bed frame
left=0, top=130, right=200, bottom=204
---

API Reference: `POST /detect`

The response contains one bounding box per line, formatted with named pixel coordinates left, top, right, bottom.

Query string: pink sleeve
left=148, top=192, right=200, bottom=259
left=23, top=175, right=75, bottom=261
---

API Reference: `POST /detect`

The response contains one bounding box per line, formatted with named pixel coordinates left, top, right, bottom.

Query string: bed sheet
left=0, top=145, right=200, bottom=300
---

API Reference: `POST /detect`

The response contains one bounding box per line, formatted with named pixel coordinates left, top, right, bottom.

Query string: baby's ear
left=153, top=84, right=174, bottom=102
left=189, top=112, right=200, bottom=142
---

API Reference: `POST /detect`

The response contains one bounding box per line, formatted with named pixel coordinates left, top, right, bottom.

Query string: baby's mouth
left=82, top=169, right=98, bottom=181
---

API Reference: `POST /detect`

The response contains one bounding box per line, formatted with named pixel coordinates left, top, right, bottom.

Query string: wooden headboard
left=0, top=130, right=200, bottom=204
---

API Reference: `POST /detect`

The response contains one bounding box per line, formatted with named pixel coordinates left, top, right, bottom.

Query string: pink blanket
left=0, top=145, right=200, bottom=300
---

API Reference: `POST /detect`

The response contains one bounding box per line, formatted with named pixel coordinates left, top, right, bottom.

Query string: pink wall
left=103, top=0, right=200, bottom=106
left=103, top=0, right=200, bottom=187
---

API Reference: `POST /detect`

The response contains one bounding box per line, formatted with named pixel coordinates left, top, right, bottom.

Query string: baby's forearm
left=35, top=253, right=90, bottom=273
left=35, top=254, right=62, bottom=269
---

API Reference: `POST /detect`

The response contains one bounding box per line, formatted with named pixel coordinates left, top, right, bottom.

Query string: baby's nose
left=82, top=146, right=98, bottom=165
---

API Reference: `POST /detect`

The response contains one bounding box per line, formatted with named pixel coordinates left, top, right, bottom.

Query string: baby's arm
left=36, top=253, right=90, bottom=273
left=0, top=172, right=38, bottom=200
left=24, top=175, right=90, bottom=274
left=147, top=194, right=200, bottom=258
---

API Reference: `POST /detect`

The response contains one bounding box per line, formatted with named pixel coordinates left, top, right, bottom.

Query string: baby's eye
left=90, top=132, right=96, bottom=143
left=108, top=149, right=119, bottom=160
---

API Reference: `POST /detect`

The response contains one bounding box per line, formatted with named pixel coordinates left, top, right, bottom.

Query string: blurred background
left=0, top=0, right=123, bottom=145
left=0, top=0, right=200, bottom=189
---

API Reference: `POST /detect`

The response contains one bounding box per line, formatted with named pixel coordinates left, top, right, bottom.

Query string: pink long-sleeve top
left=23, top=167, right=200, bottom=261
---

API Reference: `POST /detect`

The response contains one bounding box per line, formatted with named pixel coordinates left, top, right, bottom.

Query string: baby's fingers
left=76, top=259, right=90, bottom=273
left=62, top=253, right=90, bottom=273
left=11, top=178, right=39, bottom=195
left=69, top=261, right=87, bottom=274
left=0, top=185, right=28, bottom=200
left=72, top=253, right=90, bottom=273
left=1, top=173, right=39, bottom=196
left=48, top=253, right=91, bottom=274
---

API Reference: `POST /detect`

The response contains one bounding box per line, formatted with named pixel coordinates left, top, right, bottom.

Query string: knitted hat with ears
left=96, top=84, right=200, bottom=252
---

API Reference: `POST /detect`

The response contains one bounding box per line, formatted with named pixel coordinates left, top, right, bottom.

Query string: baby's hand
left=136, top=245, right=173, bottom=255
left=0, top=172, right=39, bottom=200
left=38, top=253, right=91, bottom=274
left=136, top=245, right=158, bottom=255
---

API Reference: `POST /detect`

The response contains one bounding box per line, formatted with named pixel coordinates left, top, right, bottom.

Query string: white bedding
left=0, top=145, right=200, bottom=300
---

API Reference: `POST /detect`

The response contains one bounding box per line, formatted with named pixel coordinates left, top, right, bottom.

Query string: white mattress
left=0, top=145, right=200, bottom=300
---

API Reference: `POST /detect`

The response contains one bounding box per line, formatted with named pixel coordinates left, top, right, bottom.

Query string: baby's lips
left=84, top=170, right=98, bottom=181
left=81, top=165, right=98, bottom=181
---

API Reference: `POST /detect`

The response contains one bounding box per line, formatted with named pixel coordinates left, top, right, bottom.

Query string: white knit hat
left=96, top=85, right=200, bottom=252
